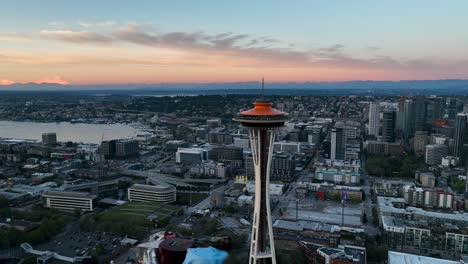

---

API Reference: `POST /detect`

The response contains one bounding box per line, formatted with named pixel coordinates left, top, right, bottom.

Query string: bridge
left=121, top=169, right=226, bottom=188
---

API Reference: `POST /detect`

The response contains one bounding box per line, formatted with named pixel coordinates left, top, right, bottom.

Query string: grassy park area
left=366, top=154, right=427, bottom=178
left=80, top=202, right=182, bottom=238
left=0, top=204, right=74, bottom=249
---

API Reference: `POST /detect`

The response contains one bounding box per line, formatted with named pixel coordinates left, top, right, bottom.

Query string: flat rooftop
left=378, top=196, right=468, bottom=223
left=273, top=219, right=340, bottom=233
left=319, top=247, right=342, bottom=256
left=98, top=198, right=127, bottom=206
left=42, top=191, right=97, bottom=199
left=388, top=251, right=459, bottom=264
left=283, top=201, right=363, bottom=226
left=128, top=183, right=175, bottom=192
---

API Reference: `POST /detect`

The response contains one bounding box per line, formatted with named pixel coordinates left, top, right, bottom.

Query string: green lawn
left=110, top=202, right=179, bottom=217
left=0, top=205, right=74, bottom=249
left=366, top=154, right=427, bottom=178
left=80, top=201, right=182, bottom=238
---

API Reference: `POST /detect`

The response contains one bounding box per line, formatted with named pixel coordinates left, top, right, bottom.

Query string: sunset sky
left=1, top=0, right=468, bottom=85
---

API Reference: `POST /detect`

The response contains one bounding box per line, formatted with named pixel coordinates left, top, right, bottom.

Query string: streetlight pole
left=296, top=199, right=299, bottom=221
left=341, top=200, right=345, bottom=226
left=341, top=189, right=347, bottom=227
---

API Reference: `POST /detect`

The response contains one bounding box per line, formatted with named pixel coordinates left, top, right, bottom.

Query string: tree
left=366, top=154, right=427, bottom=179
left=0, top=195, right=9, bottom=209
left=74, top=208, right=82, bottom=218
left=94, top=244, right=105, bottom=256
left=331, top=193, right=341, bottom=202
left=23, top=256, right=37, bottom=264
left=201, top=219, right=219, bottom=236
left=224, top=254, right=246, bottom=264
left=350, top=196, right=361, bottom=204
left=232, top=233, right=248, bottom=249
left=224, top=205, right=239, bottom=215
left=451, top=178, right=466, bottom=193
left=372, top=206, right=379, bottom=227
left=367, top=245, right=388, bottom=263
left=117, top=180, right=131, bottom=190
left=362, top=212, right=368, bottom=224
left=276, top=250, right=306, bottom=264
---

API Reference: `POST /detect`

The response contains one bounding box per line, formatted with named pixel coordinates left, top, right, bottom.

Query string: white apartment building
left=127, top=184, right=176, bottom=203
left=42, top=191, right=97, bottom=212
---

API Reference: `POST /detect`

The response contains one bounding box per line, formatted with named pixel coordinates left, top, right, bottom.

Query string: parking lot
left=35, top=223, right=126, bottom=258
left=282, top=199, right=363, bottom=226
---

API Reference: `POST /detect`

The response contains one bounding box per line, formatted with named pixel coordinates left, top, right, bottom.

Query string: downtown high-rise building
left=427, top=97, right=445, bottom=126
left=447, top=98, right=458, bottom=120
left=425, top=144, right=448, bottom=166
left=331, top=127, right=344, bottom=160
left=235, top=96, right=288, bottom=264
left=368, top=102, right=380, bottom=137
left=453, top=113, right=467, bottom=159
left=414, top=131, right=430, bottom=155
left=382, top=111, right=396, bottom=143
left=396, top=96, right=406, bottom=133
left=413, top=97, right=427, bottom=132
left=42, top=132, right=57, bottom=145
left=403, top=99, right=415, bottom=138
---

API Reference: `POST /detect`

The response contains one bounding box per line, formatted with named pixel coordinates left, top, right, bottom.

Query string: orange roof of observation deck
left=240, top=101, right=286, bottom=116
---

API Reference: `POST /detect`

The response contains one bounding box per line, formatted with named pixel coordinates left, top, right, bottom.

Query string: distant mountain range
left=2, top=80, right=468, bottom=96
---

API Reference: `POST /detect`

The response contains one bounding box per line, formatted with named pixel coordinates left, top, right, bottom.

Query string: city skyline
left=2, top=0, right=468, bottom=86
left=3, top=2, right=468, bottom=262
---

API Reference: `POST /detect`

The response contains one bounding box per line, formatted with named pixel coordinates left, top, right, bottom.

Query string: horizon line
left=2, top=78, right=468, bottom=87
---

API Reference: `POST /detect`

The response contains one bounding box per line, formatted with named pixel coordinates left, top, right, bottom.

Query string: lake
left=0, top=121, right=146, bottom=144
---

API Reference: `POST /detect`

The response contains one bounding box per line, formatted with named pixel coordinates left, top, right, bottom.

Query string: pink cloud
left=33, top=76, right=70, bottom=85
left=0, top=76, right=69, bottom=86
left=40, top=30, right=112, bottom=44
left=0, top=79, right=16, bottom=85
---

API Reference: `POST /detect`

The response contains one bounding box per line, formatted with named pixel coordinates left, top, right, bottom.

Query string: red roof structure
left=240, top=102, right=286, bottom=116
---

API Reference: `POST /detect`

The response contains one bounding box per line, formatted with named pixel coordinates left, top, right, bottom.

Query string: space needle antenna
left=261, top=77, right=265, bottom=101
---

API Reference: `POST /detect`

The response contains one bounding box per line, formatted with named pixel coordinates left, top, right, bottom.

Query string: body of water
left=0, top=121, right=146, bottom=144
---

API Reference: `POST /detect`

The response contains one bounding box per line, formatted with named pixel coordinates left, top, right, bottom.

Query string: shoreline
left=0, top=121, right=151, bottom=144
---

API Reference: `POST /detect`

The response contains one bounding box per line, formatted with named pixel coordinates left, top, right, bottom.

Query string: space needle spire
left=234, top=79, right=288, bottom=264
left=261, top=77, right=265, bottom=101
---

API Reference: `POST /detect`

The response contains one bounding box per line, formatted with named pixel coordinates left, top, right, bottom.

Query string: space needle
left=234, top=79, right=288, bottom=264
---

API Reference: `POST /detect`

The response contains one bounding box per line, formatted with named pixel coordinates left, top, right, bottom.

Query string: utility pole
left=296, top=199, right=299, bottom=221
left=341, top=201, right=344, bottom=226
left=342, top=189, right=348, bottom=226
